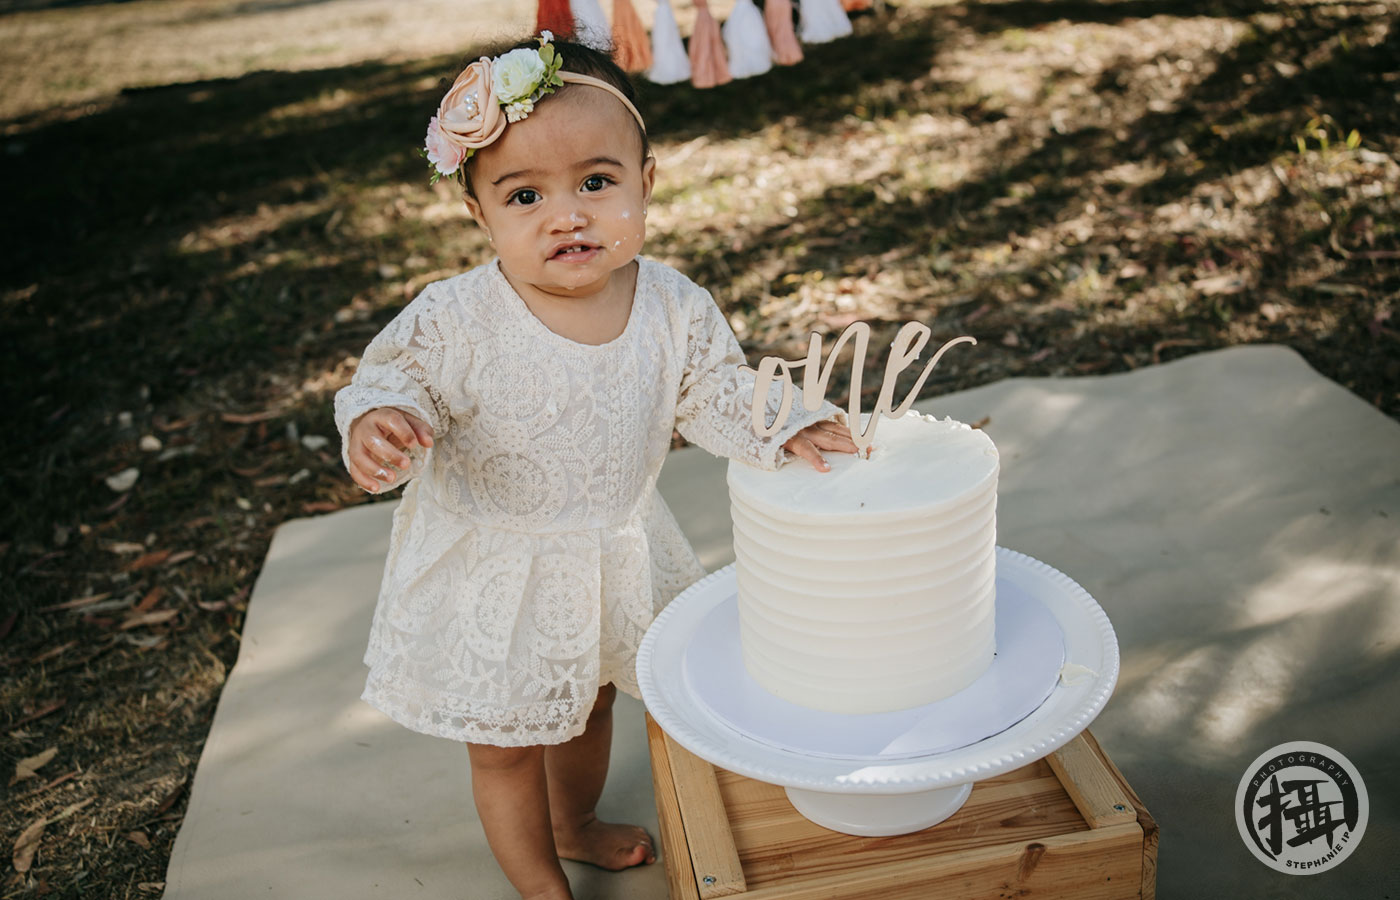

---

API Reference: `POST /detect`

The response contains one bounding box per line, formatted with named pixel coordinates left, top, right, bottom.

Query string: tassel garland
left=688, top=0, right=733, bottom=89
left=612, top=0, right=653, bottom=73
left=723, top=0, right=774, bottom=79
left=798, top=0, right=853, bottom=44
left=764, top=0, right=804, bottom=66
left=647, top=0, right=691, bottom=84
left=533, top=0, right=872, bottom=89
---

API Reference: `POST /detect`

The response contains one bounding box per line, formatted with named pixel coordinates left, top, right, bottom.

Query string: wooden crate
left=646, top=715, right=1157, bottom=900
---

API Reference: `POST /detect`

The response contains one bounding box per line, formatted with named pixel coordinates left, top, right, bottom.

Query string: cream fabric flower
left=491, top=48, right=547, bottom=103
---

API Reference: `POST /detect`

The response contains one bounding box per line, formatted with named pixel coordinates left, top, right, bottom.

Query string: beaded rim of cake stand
left=636, top=546, right=1120, bottom=792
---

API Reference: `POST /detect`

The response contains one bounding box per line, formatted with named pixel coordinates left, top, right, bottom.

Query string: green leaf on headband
left=539, top=44, right=555, bottom=65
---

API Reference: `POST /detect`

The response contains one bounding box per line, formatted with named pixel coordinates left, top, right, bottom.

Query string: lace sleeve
left=333, top=286, right=454, bottom=491
left=673, top=286, right=846, bottom=471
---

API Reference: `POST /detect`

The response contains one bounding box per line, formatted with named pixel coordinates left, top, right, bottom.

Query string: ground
left=0, top=0, right=1396, bottom=896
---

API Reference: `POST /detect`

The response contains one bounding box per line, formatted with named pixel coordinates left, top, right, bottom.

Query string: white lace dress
left=333, top=256, right=843, bottom=746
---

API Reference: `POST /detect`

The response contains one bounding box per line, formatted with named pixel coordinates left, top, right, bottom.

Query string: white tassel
left=572, top=0, right=612, bottom=51
left=798, top=0, right=852, bottom=44
left=647, top=0, right=692, bottom=85
left=723, top=0, right=773, bottom=79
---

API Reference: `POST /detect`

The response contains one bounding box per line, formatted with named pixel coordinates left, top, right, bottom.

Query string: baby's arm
left=674, top=284, right=852, bottom=472
left=333, top=286, right=454, bottom=493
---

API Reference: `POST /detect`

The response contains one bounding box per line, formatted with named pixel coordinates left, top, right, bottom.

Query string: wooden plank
left=735, top=823, right=1146, bottom=900
left=645, top=714, right=701, bottom=900
left=1079, top=730, right=1160, bottom=900
left=662, top=730, right=748, bottom=898
left=719, top=770, right=1088, bottom=887
left=1047, top=734, right=1138, bottom=828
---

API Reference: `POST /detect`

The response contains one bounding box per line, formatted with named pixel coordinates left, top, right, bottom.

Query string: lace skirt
left=359, top=486, right=706, bottom=746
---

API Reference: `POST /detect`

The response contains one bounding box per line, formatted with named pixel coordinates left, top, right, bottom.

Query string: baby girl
left=334, top=33, right=854, bottom=900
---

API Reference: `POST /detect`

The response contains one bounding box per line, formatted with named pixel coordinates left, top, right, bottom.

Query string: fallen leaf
left=300, top=435, right=329, bottom=451
left=139, top=435, right=162, bottom=452
left=31, top=641, right=77, bottom=663
left=126, top=831, right=151, bottom=849
left=126, top=550, right=172, bottom=571
left=38, top=592, right=112, bottom=612
left=195, top=598, right=228, bottom=612
left=120, top=609, right=179, bottom=630
left=1192, top=272, right=1248, bottom=296
left=155, top=778, right=188, bottom=814
left=49, top=798, right=94, bottom=822
left=12, top=816, right=46, bottom=873
left=12, top=699, right=65, bottom=728
left=165, top=550, right=197, bottom=565
left=132, top=587, right=166, bottom=613
left=12, top=747, right=58, bottom=784
left=105, top=541, right=147, bottom=554
left=964, top=302, right=993, bottom=323
left=153, top=414, right=195, bottom=431
left=231, top=462, right=272, bottom=477
left=221, top=410, right=280, bottom=424
left=105, top=467, right=140, bottom=492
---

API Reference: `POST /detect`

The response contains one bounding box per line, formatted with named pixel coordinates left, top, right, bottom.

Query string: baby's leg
left=545, top=683, right=657, bottom=870
left=466, top=742, right=573, bottom=900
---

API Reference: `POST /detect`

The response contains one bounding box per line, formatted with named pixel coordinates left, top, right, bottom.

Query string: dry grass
left=1, top=0, right=1397, bottom=895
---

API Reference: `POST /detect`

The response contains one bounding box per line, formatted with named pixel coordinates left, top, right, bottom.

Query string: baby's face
left=463, top=86, right=654, bottom=301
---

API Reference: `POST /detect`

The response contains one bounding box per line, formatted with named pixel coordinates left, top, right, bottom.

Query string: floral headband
left=423, top=31, right=648, bottom=184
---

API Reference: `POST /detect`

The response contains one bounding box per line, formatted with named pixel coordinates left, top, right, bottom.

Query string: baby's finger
left=364, top=433, right=412, bottom=470
left=787, top=436, right=830, bottom=472
left=349, top=461, right=387, bottom=493
left=379, top=411, right=421, bottom=451
left=809, top=427, right=859, bottom=454
left=403, top=413, right=435, bottom=448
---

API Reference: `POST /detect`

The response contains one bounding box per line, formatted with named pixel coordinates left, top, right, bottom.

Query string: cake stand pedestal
left=637, top=547, right=1119, bottom=837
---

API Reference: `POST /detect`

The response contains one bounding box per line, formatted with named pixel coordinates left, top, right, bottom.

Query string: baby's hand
left=347, top=408, right=435, bottom=493
left=783, top=420, right=859, bottom=472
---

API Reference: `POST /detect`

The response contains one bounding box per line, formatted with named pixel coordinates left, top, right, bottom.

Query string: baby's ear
left=640, top=155, right=658, bottom=207
left=461, top=191, right=485, bottom=226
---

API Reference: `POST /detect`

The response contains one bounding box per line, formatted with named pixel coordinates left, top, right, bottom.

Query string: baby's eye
left=508, top=188, right=540, bottom=206
left=581, top=174, right=615, bottom=192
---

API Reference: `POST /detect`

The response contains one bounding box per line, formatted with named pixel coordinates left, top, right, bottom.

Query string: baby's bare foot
left=554, top=815, right=656, bottom=870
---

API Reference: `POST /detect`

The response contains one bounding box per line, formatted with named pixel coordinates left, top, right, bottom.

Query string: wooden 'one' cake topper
left=742, top=321, right=976, bottom=456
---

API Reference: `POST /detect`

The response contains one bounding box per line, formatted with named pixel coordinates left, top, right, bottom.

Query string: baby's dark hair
left=448, top=36, right=651, bottom=198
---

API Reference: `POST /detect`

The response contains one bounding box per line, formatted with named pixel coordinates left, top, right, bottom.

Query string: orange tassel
left=612, top=0, right=652, bottom=73
left=689, top=0, right=732, bottom=89
left=765, top=0, right=803, bottom=66
left=841, top=0, right=873, bottom=10
left=537, top=0, right=574, bottom=39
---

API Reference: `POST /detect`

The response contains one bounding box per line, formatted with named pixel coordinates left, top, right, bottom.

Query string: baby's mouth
left=549, top=241, right=602, bottom=261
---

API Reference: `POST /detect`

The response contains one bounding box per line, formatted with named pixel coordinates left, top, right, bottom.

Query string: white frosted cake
left=727, top=412, right=999, bottom=714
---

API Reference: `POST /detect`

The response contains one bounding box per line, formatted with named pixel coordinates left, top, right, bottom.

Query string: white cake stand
left=637, top=546, right=1119, bottom=836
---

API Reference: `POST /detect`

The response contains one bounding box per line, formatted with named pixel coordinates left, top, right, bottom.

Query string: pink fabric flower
left=433, top=59, right=507, bottom=166
left=424, top=115, right=468, bottom=176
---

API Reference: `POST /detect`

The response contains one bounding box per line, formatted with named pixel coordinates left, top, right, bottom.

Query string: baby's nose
left=549, top=204, right=589, bottom=232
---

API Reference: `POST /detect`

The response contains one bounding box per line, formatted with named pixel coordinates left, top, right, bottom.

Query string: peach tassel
left=688, top=0, right=732, bottom=89
left=612, top=0, right=652, bottom=73
left=765, top=0, right=803, bottom=66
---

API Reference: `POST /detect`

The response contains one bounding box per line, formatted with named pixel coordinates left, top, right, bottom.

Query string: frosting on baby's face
left=462, top=86, right=654, bottom=303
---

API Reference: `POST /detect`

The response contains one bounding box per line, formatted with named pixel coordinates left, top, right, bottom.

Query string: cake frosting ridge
left=726, top=412, right=999, bottom=714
